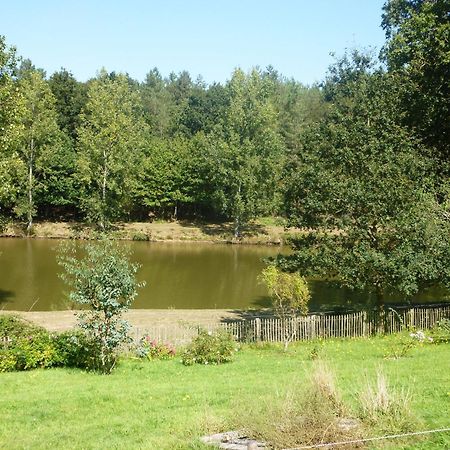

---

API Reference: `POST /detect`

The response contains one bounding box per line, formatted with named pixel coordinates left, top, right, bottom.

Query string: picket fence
left=132, top=305, right=450, bottom=345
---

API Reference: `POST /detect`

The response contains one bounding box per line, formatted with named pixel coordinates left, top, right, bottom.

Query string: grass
left=0, top=218, right=291, bottom=245
left=0, top=336, right=449, bottom=449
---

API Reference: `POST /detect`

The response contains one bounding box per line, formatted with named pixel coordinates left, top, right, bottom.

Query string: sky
left=1, top=0, right=387, bottom=85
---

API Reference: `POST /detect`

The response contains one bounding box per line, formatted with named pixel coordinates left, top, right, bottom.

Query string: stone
left=200, top=431, right=266, bottom=449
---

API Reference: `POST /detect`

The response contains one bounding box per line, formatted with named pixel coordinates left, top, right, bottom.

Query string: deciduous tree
left=76, top=71, right=147, bottom=228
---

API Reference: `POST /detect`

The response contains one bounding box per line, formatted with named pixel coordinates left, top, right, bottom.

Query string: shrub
left=132, top=232, right=150, bottom=241
left=0, top=315, right=102, bottom=372
left=259, top=265, right=310, bottom=350
left=136, top=336, right=176, bottom=360
left=0, top=314, right=44, bottom=340
left=54, top=330, right=101, bottom=370
left=0, top=332, right=60, bottom=372
left=181, top=328, right=237, bottom=366
left=384, top=328, right=433, bottom=359
left=58, top=240, right=144, bottom=374
left=0, top=315, right=61, bottom=372
left=430, top=318, right=450, bottom=343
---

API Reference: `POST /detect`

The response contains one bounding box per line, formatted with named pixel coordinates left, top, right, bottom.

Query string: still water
left=0, top=238, right=447, bottom=312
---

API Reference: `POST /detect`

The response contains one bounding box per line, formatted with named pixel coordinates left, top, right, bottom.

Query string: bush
left=0, top=314, right=45, bottom=340
left=430, top=318, right=450, bottom=343
left=132, top=232, right=150, bottom=241
left=0, top=315, right=102, bottom=372
left=54, top=330, right=101, bottom=370
left=0, top=315, right=60, bottom=372
left=136, top=336, right=176, bottom=360
left=181, top=329, right=237, bottom=366
left=0, top=332, right=60, bottom=372
left=58, top=240, right=144, bottom=374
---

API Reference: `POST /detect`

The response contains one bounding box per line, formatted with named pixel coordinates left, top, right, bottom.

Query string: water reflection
left=0, top=238, right=448, bottom=311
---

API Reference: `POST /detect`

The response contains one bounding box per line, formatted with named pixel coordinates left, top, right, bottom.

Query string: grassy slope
left=0, top=337, right=449, bottom=449
left=1, top=218, right=290, bottom=245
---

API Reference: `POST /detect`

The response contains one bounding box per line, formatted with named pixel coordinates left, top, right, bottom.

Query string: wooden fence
left=132, top=305, right=450, bottom=345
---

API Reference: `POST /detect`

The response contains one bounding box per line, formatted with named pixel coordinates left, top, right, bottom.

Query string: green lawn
left=1, top=337, right=449, bottom=449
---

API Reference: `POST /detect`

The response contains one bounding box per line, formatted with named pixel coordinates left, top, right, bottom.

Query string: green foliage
left=58, top=240, right=144, bottom=373
left=279, top=53, right=450, bottom=308
left=136, top=336, right=176, bottom=360
left=76, top=71, right=147, bottom=228
left=48, top=68, right=87, bottom=141
left=13, top=69, right=63, bottom=231
left=260, top=265, right=310, bottom=349
left=181, top=328, right=237, bottom=366
left=260, top=265, right=309, bottom=319
left=430, top=318, right=450, bottom=344
left=131, top=231, right=150, bottom=241
left=0, top=314, right=44, bottom=339
left=54, top=330, right=100, bottom=369
left=382, top=0, right=450, bottom=172
left=0, top=315, right=103, bottom=372
left=132, top=135, right=203, bottom=218
left=0, top=316, right=59, bottom=371
left=205, top=68, right=285, bottom=236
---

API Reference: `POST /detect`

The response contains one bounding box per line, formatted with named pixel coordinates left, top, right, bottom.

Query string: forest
left=1, top=0, right=449, bottom=303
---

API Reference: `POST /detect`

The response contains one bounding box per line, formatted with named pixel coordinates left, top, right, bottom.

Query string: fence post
left=255, top=318, right=261, bottom=342
left=310, top=315, right=316, bottom=340
left=362, top=311, right=367, bottom=337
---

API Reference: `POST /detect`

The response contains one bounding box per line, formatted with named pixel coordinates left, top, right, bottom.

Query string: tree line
left=0, top=39, right=324, bottom=235
left=0, top=0, right=449, bottom=304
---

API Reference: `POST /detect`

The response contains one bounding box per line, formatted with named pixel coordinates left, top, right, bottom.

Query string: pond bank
left=2, top=309, right=272, bottom=332
left=0, top=220, right=294, bottom=245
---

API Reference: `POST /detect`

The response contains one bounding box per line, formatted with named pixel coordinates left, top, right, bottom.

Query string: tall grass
left=359, top=369, right=420, bottom=434
left=237, top=362, right=361, bottom=449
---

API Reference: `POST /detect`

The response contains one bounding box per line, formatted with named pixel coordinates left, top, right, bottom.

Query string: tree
left=48, top=68, right=87, bottom=141
left=278, top=54, right=450, bottom=312
left=131, top=135, right=203, bottom=219
left=15, top=70, right=62, bottom=233
left=0, top=36, right=25, bottom=223
left=206, top=68, right=284, bottom=237
left=58, top=240, right=144, bottom=373
left=140, top=68, right=174, bottom=137
left=260, top=265, right=310, bottom=349
left=381, top=0, right=450, bottom=175
left=76, top=71, right=147, bottom=228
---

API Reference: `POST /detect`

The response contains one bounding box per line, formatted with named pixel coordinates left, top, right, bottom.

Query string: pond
left=0, top=238, right=447, bottom=312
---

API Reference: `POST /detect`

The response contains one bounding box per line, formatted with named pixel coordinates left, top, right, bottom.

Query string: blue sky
left=1, top=0, right=387, bottom=85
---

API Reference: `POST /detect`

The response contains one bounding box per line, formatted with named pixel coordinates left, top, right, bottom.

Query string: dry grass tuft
left=237, top=362, right=362, bottom=449
left=358, top=369, right=420, bottom=434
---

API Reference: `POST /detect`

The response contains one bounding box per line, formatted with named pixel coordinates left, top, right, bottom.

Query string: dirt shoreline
left=0, top=220, right=294, bottom=245
left=2, top=309, right=273, bottom=332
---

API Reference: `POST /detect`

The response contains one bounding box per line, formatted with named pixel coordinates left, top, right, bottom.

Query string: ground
left=1, top=218, right=295, bottom=245
left=4, top=309, right=269, bottom=332
left=0, top=337, right=449, bottom=449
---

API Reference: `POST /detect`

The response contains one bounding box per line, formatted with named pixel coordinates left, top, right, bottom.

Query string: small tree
left=260, top=265, right=310, bottom=350
left=58, top=240, right=144, bottom=373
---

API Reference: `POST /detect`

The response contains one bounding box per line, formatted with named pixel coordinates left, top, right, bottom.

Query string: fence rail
left=133, top=305, right=450, bottom=345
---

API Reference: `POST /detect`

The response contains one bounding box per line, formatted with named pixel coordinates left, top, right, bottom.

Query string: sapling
left=58, top=239, right=144, bottom=373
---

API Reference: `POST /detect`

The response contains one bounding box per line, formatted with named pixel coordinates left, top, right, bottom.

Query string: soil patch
left=0, top=220, right=295, bottom=245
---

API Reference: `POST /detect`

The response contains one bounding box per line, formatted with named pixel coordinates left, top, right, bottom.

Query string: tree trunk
left=100, top=149, right=107, bottom=230
left=375, top=287, right=386, bottom=334
left=234, top=216, right=240, bottom=238
left=26, top=137, right=34, bottom=235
